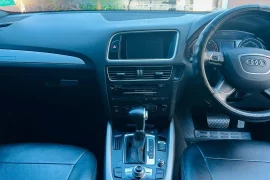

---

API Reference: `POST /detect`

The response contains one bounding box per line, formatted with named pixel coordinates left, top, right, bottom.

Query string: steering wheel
left=193, top=5, right=270, bottom=122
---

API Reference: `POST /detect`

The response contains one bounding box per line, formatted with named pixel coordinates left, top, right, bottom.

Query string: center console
left=105, top=65, right=175, bottom=180
left=105, top=30, right=177, bottom=180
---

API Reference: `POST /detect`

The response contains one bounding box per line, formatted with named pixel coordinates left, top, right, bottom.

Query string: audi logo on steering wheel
left=246, top=59, right=267, bottom=67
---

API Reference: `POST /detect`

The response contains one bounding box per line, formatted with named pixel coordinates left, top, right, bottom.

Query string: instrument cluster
left=186, top=30, right=266, bottom=62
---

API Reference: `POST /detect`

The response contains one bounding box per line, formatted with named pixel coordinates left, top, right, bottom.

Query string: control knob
left=133, top=166, right=145, bottom=179
left=158, top=159, right=165, bottom=167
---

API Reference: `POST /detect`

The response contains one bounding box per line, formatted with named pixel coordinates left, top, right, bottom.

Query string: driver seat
left=181, top=140, right=270, bottom=180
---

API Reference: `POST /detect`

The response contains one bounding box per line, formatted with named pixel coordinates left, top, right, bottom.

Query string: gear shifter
left=125, top=107, right=148, bottom=164
left=129, top=107, right=148, bottom=139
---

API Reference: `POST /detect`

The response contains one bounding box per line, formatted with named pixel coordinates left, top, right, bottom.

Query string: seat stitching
left=67, top=150, right=87, bottom=180
left=206, top=157, right=270, bottom=163
left=195, top=144, right=213, bottom=180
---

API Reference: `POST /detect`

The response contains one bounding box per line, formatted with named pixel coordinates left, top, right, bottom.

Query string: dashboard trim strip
left=0, top=49, right=85, bottom=65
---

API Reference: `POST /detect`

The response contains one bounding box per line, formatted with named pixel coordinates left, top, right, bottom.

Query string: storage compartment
left=0, top=66, right=103, bottom=144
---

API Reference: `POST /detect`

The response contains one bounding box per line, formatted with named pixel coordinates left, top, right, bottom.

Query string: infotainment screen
left=126, top=34, right=164, bottom=59
left=120, top=31, right=177, bottom=60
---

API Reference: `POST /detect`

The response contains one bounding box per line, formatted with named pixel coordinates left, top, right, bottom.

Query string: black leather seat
left=181, top=140, right=270, bottom=180
left=0, top=143, right=97, bottom=180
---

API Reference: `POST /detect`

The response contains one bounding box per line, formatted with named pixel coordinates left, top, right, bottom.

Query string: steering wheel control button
left=239, top=55, right=270, bottom=74
left=206, top=52, right=224, bottom=65
left=133, top=166, right=146, bottom=178
left=113, top=167, right=122, bottom=178
left=158, top=159, right=165, bottom=167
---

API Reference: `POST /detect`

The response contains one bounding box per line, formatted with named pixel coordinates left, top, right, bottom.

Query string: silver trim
left=144, top=109, right=148, bottom=121
left=107, top=65, right=173, bottom=82
left=0, top=49, right=85, bottom=65
left=132, top=166, right=146, bottom=178
left=123, top=92, right=157, bottom=94
left=217, top=80, right=235, bottom=95
left=238, top=54, right=270, bottom=75
left=123, top=134, right=155, bottom=165
left=106, top=30, right=179, bottom=62
left=207, top=39, right=219, bottom=52
left=238, top=38, right=266, bottom=49
left=165, top=119, right=175, bottom=180
left=145, top=135, right=155, bottom=165
left=104, top=122, right=114, bottom=180
left=125, top=167, right=152, bottom=179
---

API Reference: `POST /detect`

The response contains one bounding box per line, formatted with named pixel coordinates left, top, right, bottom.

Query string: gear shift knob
left=126, top=107, right=148, bottom=163
left=128, top=107, right=148, bottom=131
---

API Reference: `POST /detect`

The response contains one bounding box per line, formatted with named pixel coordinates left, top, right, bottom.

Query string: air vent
left=113, top=135, right=122, bottom=150
left=108, top=67, right=137, bottom=81
left=142, top=66, right=172, bottom=80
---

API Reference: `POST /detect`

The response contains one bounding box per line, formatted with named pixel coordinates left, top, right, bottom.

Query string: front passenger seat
left=0, top=143, right=97, bottom=180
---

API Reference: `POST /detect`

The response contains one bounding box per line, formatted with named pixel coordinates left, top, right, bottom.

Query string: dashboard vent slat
left=108, top=67, right=137, bottom=80
left=142, top=66, right=172, bottom=80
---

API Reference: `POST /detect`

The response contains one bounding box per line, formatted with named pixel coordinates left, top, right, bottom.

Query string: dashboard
left=0, top=10, right=269, bottom=122
left=186, top=30, right=266, bottom=62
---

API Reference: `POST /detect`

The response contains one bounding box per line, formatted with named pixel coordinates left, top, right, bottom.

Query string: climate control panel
left=106, top=66, right=173, bottom=120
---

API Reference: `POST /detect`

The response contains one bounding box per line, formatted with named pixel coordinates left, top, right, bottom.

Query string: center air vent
left=108, top=67, right=137, bottom=81
left=107, top=66, right=172, bottom=81
left=142, top=66, right=172, bottom=80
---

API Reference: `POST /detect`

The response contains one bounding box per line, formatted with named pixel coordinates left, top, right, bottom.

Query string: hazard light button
left=110, top=40, right=120, bottom=53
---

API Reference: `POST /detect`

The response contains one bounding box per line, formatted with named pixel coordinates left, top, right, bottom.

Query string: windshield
left=0, top=0, right=269, bottom=13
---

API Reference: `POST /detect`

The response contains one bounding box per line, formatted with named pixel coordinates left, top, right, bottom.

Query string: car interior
left=1, top=3, right=270, bottom=180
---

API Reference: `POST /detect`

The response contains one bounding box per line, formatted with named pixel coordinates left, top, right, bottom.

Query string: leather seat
left=0, top=143, right=97, bottom=180
left=181, top=140, right=270, bottom=180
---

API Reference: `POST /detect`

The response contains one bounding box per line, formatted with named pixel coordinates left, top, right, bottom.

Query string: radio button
left=145, top=105, right=157, bottom=112
left=158, top=84, right=165, bottom=88
left=161, top=105, right=167, bottom=112
left=124, top=106, right=132, bottom=112
left=161, top=97, right=168, bottom=101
